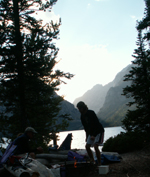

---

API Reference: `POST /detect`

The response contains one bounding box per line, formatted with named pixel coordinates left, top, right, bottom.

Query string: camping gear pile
left=0, top=133, right=121, bottom=177
left=3, top=155, right=54, bottom=177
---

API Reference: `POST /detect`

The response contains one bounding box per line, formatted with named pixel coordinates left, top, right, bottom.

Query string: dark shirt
left=80, top=110, right=104, bottom=138
left=13, top=133, right=36, bottom=155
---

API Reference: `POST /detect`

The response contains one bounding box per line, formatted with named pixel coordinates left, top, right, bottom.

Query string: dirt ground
left=89, top=145, right=150, bottom=177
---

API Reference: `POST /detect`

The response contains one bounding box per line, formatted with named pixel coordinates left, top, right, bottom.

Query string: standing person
left=13, top=127, right=43, bottom=158
left=77, top=101, right=104, bottom=166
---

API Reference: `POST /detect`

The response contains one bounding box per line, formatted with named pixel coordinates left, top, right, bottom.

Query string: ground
left=89, top=144, right=150, bottom=177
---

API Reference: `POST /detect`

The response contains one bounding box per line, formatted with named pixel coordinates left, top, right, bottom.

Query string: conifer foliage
left=122, top=0, right=150, bottom=134
left=0, top=0, right=73, bottom=146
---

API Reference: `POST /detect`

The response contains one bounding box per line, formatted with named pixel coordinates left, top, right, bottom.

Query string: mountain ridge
left=63, top=64, right=133, bottom=129
left=73, top=64, right=131, bottom=113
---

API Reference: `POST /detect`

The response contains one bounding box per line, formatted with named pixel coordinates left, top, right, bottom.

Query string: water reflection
left=51, top=126, right=125, bottom=150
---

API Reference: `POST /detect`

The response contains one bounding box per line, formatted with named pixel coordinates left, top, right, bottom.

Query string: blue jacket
left=13, top=133, right=36, bottom=155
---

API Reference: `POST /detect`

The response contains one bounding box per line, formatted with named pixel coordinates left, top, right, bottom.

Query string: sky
left=37, top=0, right=145, bottom=103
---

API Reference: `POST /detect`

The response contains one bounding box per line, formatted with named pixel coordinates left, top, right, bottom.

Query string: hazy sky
left=37, top=0, right=145, bottom=103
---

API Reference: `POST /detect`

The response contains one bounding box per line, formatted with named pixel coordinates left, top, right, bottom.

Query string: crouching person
left=13, top=127, right=43, bottom=158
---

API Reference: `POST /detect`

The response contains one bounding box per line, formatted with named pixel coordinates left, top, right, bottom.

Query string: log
left=36, top=154, right=68, bottom=160
left=102, top=152, right=122, bottom=159
left=48, top=150, right=70, bottom=155
left=48, top=149, right=82, bottom=155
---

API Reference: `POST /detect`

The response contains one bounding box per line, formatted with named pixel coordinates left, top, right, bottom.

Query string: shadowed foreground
left=89, top=144, right=150, bottom=177
left=0, top=145, right=150, bottom=177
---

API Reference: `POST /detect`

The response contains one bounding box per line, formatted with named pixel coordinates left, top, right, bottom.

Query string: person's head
left=76, top=101, right=88, bottom=114
left=25, top=127, right=37, bottom=139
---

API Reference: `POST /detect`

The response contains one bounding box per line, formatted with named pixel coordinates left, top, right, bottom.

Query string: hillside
left=97, top=64, right=134, bottom=127
left=58, top=100, right=83, bottom=131
left=97, top=85, right=134, bottom=127
left=73, top=65, right=132, bottom=114
left=73, top=83, right=113, bottom=113
left=72, top=64, right=133, bottom=128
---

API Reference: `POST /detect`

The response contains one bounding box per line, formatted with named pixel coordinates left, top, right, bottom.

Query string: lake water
left=54, top=126, right=125, bottom=151
left=1, top=126, right=125, bottom=150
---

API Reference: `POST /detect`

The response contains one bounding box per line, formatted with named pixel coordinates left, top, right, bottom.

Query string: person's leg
left=85, top=144, right=94, bottom=163
left=94, top=144, right=101, bottom=166
left=93, top=132, right=104, bottom=166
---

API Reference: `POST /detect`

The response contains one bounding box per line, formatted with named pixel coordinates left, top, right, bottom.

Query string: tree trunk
left=13, top=0, right=26, bottom=131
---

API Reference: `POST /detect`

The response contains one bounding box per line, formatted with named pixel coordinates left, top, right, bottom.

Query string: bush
left=102, top=131, right=149, bottom=153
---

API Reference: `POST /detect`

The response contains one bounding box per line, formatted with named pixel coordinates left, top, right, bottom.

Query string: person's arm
left=89, top=111, right=101, bottom=137
left=81, top=116, right=88, bottom=141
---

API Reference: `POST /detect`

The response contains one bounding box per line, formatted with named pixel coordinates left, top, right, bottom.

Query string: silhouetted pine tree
left=0, top=0, right=73, bottom=147
left=122, top=0, right=150, bottom=135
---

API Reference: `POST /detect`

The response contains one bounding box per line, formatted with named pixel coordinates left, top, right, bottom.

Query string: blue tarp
left=48, top=133, right=72, bottom=152
left=59, top=133, right=72, bottom=150
left=68, top=151, right=85, bottom=162
left=68, top=150, right=120, bottom=164
left=101, top=154, right=120, bottom=164
left=0, top=142, right=17, bottom=166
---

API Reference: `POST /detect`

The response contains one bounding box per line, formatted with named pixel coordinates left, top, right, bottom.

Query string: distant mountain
left=72, top=64, right=133, bottom=128
left=96, top=65, right=135, bottom=127
left=0, top=100, right=82, bottom=135
left=73, top=83, right=113, bottom=113
left=58, top=100, right=83, bottom=131
left=73, top=65, right=132, bottom=114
